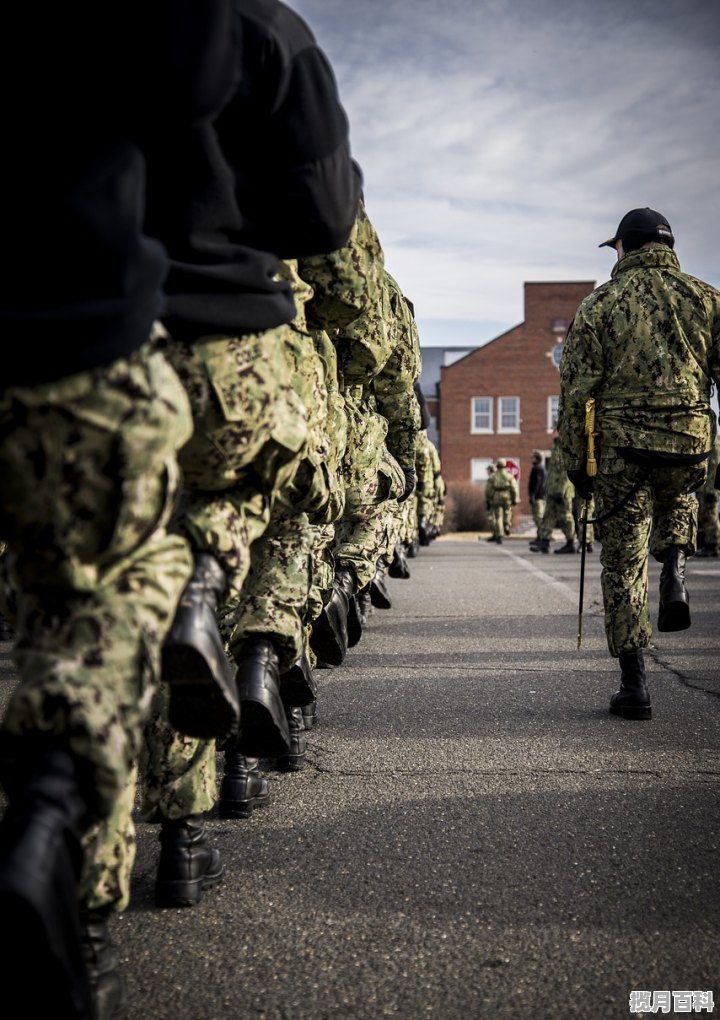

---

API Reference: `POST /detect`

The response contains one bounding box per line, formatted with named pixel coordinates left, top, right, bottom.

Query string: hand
left=568, top=468, right=594, bottom=501
left=398, top=467, right=416, bottom=503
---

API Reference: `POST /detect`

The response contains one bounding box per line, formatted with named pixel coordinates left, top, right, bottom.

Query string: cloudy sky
left=292, top=0, right=720, bottom=347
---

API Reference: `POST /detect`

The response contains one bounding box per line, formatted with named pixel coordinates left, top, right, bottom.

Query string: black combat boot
left=609, top=650, right=651, bottom=720
left=80, top=909, right=127, bottom=1020
left=554, top=539, right=579, bottom=554
left=309, top=566, right=355, bottom=667
left=0, top=747, right=94, bottom=1019
left=419, top=518, right=431, bottom=546
left=301, top=700, right=318, bottom=731
left=369, top=569, right=392, bottom=610
left=529, top=538, right=550, bottom=553
left=355, top=584, right=373, bottom=626
left=162, top=552, right=240, bottom=740
left=388, top=542, right=411, bottom=579
left=657, top=546, right=691, bottom=632
left=154, top=814, right=223, bottom=908
left=276, top=706, right=307, bottom=772
left=279, top=653, right=317, bottom=708
left=405, top=536, right=420, bottom=559
left=346, top=595, right=364, bottom=648
left=218, top=742, right=269, bottom=819
left=0, top=612, right=14, bottom=642
left=234, top=637, right=290, bottom=758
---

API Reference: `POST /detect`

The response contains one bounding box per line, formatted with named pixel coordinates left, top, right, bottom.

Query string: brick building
left=438, top=281, right=595, bottom=514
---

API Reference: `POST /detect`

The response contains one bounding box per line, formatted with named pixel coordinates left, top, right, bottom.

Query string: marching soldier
left=558, top=207, right=720, bottom=720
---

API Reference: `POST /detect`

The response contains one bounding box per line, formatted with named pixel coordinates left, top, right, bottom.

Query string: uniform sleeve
left=557, top=300, right=605, bottom=470
left=372, top=281, right=422, bottom=468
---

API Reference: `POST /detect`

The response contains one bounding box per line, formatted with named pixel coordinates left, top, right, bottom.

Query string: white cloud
left=292, top=0, right=720, bottom=332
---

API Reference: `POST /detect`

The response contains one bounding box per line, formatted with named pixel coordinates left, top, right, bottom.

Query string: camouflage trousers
left=83, top=680, right=218, bottom=913
left=161, top=326, right=308, bottom=607
left=0, top=344, right=193, bottom=822
left=89, top=508, right=315, bottom=915
left=219, top=502, right=312, bottom=671
left=89, top=327, right=318, bottom=912
left=595, top=449, right=705, bottom=656
left=530, top=497, right=545, bottom=532
left=334, top=391, right=405, bottom=590
left=538, top=492, right=576, bottom=543
left=488, top=494, right=514, bottom=538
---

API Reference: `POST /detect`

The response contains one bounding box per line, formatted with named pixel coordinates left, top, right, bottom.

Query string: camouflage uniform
left=485, top=465, right=519, bottom=540
left=0, top=344, right=193, bottom=823
left=558, top=245, right=720, bottom=656
left=92, top=265, right=328, bottom=912
left=537, top=443, right=577, bottom=544
left=300, top=204, right=407, bottom=595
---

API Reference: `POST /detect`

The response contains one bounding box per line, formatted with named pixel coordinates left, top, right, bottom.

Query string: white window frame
left=471, top=396, right=493, bottom=434
left=471, top=458, right=494, bottom=484
left=497, top=396, right=520, bottom=434
left=548, top=395, right=559, bottom=432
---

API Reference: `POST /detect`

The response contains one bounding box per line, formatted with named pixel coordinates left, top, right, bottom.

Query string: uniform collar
left=611, top=246, right=680, bottom=279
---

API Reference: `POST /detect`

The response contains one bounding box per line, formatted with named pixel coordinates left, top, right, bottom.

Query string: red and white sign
left=504, top=458, right=520, bottom=482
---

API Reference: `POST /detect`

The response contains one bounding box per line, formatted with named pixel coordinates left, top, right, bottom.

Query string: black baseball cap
left=599, top=207, right=674, bottom=252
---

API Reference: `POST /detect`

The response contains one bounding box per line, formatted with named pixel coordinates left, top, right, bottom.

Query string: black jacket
left=1, top=0, right=237, bottom=386
left=144, top=0, right=362, bottom=342
left=528, top=462, right=547, bottom=500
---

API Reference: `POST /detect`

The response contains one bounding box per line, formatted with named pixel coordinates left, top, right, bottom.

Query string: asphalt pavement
left=1, top=532, right=719, bottom=1019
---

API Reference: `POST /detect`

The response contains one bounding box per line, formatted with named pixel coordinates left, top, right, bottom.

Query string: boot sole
left=218, top=790, right=270, bottom=819
left=154, top=866, right=223, bottom=909
left=275, top=753, right=306, bottom=772
left=609, top=703, right=652, bottom=720
left=657, top=601, right=691, bottom=632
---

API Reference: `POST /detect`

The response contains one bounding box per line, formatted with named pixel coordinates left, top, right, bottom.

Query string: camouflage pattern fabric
left=594, top=448, right=704, bottom=656
left=220, top=506, right=312, bottom=672
left=81, top=764, right=139, bottom=913
left=530, top=496, right=546, bottom=532
left=485, top=467, right=518, bottom=539
left=415, top=432, right=436, bottom=524
left=537, top=444, right=576, bottom=543
left=161, top=325, right=307, bottom=607
left=373, top=275, right=422, bottom=471
left=558, top=247, right=720, bottom=470
left=0, top=344, right=194, bottom=821
left=300, top=200, right=390, bottom=381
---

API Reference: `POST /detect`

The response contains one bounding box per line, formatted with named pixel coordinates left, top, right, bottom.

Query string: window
left=548, top=396, right=559, bottom=431
left=498, top=396, right=520, bottom=433
left=471, top=396, right=492, bottom=433
left=471, top=458, right=494, bottom=484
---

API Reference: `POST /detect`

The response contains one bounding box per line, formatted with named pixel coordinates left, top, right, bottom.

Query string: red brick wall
left=438, top=281, right=595, bottom=514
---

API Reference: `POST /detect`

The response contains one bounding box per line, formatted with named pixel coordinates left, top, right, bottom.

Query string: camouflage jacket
left=544, top=444, right=573, bottom=501
left=371, top=273, right=422, bottom=469
left=299, top=200, right=392, bottom=387
left=558, top=247, right=720, bottom=469
left=485, top=467, right=518, bottom=505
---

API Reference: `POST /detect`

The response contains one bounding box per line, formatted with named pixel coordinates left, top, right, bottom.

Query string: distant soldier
left=530, top=438, right=578, bottom=553
left=528, top=450, right=547, bottom=541
left=485, top=459, right=518, bottom=544
left=558, top=207, right=720, bottom=721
